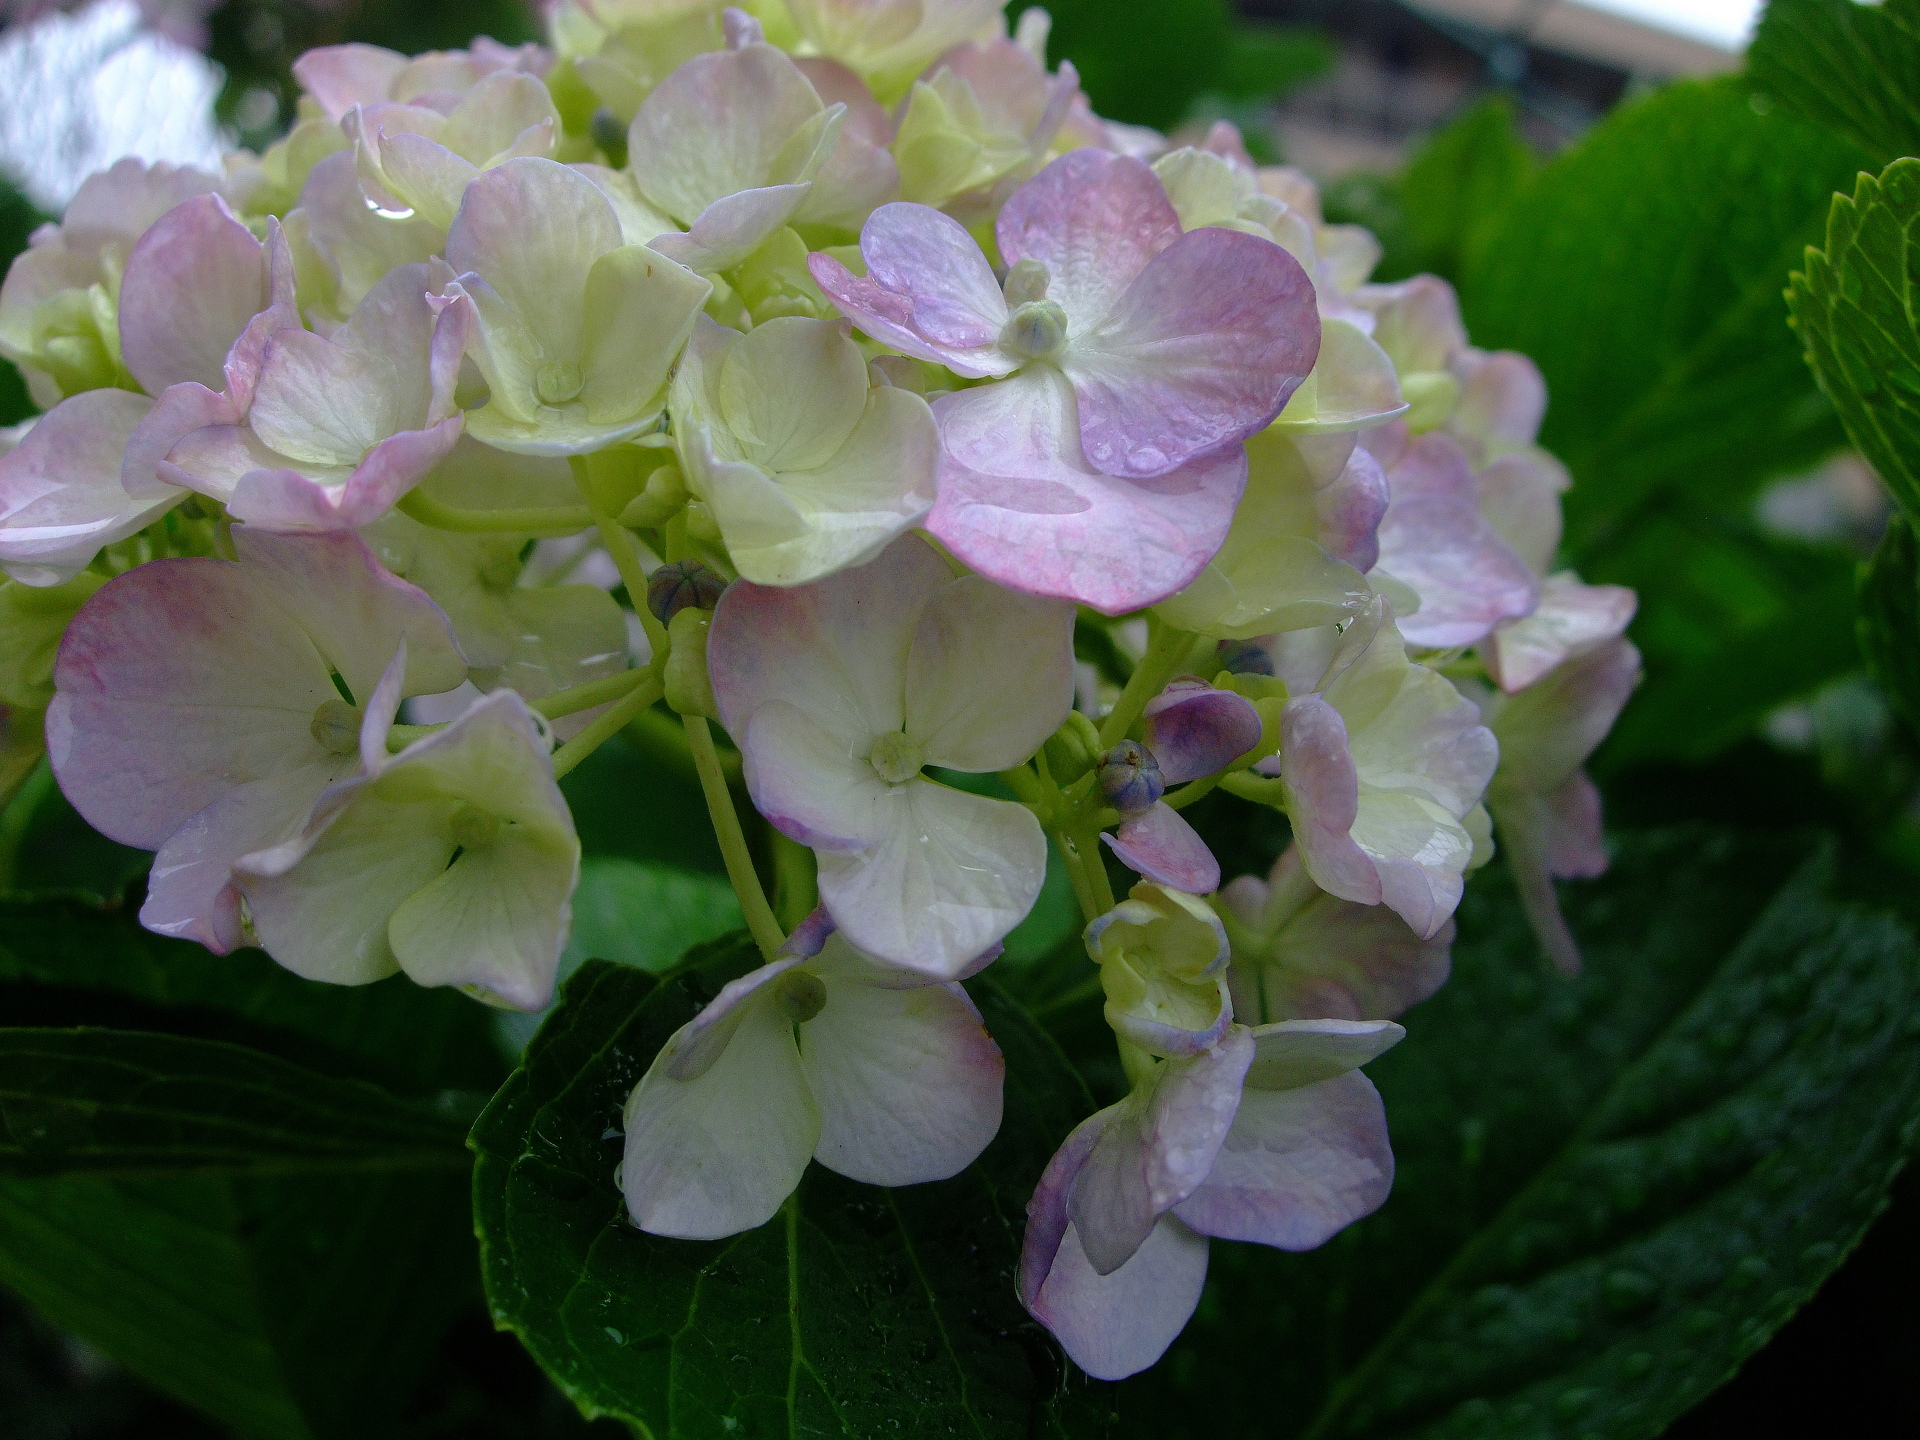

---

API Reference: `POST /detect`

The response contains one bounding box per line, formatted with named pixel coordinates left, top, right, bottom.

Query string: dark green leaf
left=1860, top=513, right=1920, bottom=731
left=1749, top=0, right=1920, bottom=166
left=0, top=763, right=149, bottom=903
left=1216, top=23, right=1333, bottom=104
left=0, top=1028, right=470, bottom=1178
left=1122, top=828, right=1920, bottom=1439
left=0, top=177, right=42, bottom=426
left=1788, top=158, right=1920, bottom=525
left=472, top=940, right=1114, bottom=1438
left=1460, top=79, right=1869, bottom=560
left=0, top=894, right=508, bottom=1097
left=1043, top=0, right=1235, bottom=130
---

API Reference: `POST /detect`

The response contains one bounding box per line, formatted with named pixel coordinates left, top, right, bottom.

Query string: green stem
left=685, top=713, right=786, bottom=962
left=569, top=455, right=670, bottom=660
left=772, top=830, right=818, bottom=931
left=1062, top=824, right=1116, bottom=918
left=532, top=667, right=652, bottom=721
left=551, top=675, right=665, bottom=780
left=1163, top=772, right=1224, bottom=812
left=1098, top=616, right=1203, bottom=749
left=397, top=488, right=596, bottom=535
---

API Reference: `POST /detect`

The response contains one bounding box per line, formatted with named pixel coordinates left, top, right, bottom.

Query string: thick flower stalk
left=0, top=0, right=1641, bottom=1388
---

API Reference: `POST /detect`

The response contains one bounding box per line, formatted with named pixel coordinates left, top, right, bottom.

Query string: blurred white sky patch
left=1577, top=0, right=1763, bottom=51
left=0, top=0, right=226, bottom=213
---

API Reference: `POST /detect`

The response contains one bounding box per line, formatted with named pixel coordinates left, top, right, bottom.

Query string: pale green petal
left=581, top=246, right=711, bottom=425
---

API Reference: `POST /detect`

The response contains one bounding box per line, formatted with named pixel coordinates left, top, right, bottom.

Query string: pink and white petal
left=622, top=996, right=820, bottom=1239
left=1372, top=433, right=1538, bottom=650
left=0, top=391, right=174, bottom=585
left=929, top=369, right=1246, bottom=616
left=808, top=252, right=966, bottom=371
left=665, top=957, right=805, bottom=1082
left=801, top=973, right=1004, bottom=1185
left=295, top=43, right=409, bottom=119
left=903, top=574, right=1075, bottom=772
left=796, top=125, right=900, bottom=231
left=995, top=150, right=1180, bottom=327
left=710, top=531, right=953, bottom=742
left=1241, top=1018, right=1404, bottom=1090
left=817, top=777, right=1045, bottom=977
left=388, top=826, right=576, bottom=1011
left=1451, top=349, right=1547, bottom=456
left=1263, top=852, right=1453, bottom=1022
left=1491, top=638, right=1641, bottom=791
left=230, top=527, right=467, bottom=705
left=1030, top=1215, right=1210, bottom=1382
left=1350, top=789, right=1473, bottom=940
left=740, top=701, right=891, bottom=854
left=1070, top=1028, right=1253, bottom=1275
left=628, top=43, right=827, bottom=223
left=1019, top=1105, right=1113, bottom=1311
left=1316, top=441, right=1390, bottom=572
left=648, top=183, right=812, bottom=274
left=862, top=201, right=1008, bottom=350
left=444, top=159, right=622, bottom=362
left=1276, top=696, right=1381, bottom=907
left=1172, top=1071, right=1394, bottom=1249
left=1144, top=681, right=1263, bottom=783
left=141, top=761, right=343, bottom=953
left=1104, top=803, right=1220, bottom=895
left=125, top=383, right=244, bottom=502
left=1489, top=787, right=1585, bottom=978
left=1476, top=449, right=1569, bottom=577
left=118, top=195, right=268, bottom=397
left=1542, top=770, right=1608, bottom=878
left=1482, top=575, right=1636, bottom=695
left=1274, top=319, right=1406, bottom=434
left=159, top=423, right=310, bottom=502
left=47, top=558, right=330, bottom=848
left=228, top=418, right=464, bottom=532
left=1067, top=227, right=1320, bottom=479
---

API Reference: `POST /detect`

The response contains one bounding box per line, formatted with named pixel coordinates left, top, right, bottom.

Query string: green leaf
left=0, top=176, right=43, bottom=426
left=1749, top=0, right=1920, bottom=166
left=1458, top=78, right=1874, bottom=765
left=0, top=894, right=508, bottom=1096
left=1122, top=828, right=1920, bottom=1438
left=1388, top=95, right=1538, bottom=285
left=472, top=939, right=1113, bottom=1438
left=1788, top=158, right=1920, bottom=525
left=0, top=1028, right=470, bottom=1179
left=565, top=856, right=743, bottom=972
left=1043, top=0, right=1236, bottom=130
left=1859, top=513, right=1920, bottom=731
left=0, top=902, right=506, bottom=1439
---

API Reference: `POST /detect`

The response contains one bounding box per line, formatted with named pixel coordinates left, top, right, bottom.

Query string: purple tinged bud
left=647, top=560, right=727, bottom=625
left=1143, top=678, right=1263, bottom=785
left=1218, top=639, right=1273, bottom=676
left=1098, top=739, right=1165, bottom=817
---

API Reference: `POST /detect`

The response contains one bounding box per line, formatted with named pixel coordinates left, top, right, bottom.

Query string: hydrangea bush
left=35, top=0, right=1887, bottom=1421
left=0, top=0, right=1643, bottom=1385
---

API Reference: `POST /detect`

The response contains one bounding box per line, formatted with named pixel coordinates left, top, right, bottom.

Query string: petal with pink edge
left=1483, top=574, right=1637, bottom=694
left=1104, top=803, right=1220, bottom=895
left=1067, top=226, right=1320, bottom=479
left=995, top=150, right=1180, bottom=326
left=930, top=369, right=1246, bottom=615
left=0, top=390, right=174, bottom=586
left=1173, top=1070, right=1395, bottom=1249
left=1144, top=679, right=1263, bottom=783
left=817, top=776, right=1045, bottom=978
left=1275, top=695, right=1380, bottom=907
left=1030, top=1215, right=1210, bottom=1382
left=802, top=963, right=1004, bottom=1185
left=118, top=195, right=268, bottom=397
left=1069, top=1028, right=1253, bottom=1275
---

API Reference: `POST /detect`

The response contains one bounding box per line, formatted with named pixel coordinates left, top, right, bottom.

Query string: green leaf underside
left=1749, top=0, right=1920, bottom=167
left=1789, top=158, right=1920, bottom=527
left=1120, top=828, right=1920, bottom=1439
left=1859, top=514, right=1920, bottom=731
left=0, top=900, right=498, bottom=1439
left=0, top=1028, right=470, bottom=1178
left=471, top=935, right=1114, bottom=1438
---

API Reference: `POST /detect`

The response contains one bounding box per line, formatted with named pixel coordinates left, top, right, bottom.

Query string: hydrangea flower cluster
left=0, top=0, right=1639, bottom=1382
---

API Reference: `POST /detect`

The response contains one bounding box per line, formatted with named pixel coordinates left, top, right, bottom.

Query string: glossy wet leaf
left=471, top=937, right=1114, bottom=1438
left=1122, top=828, right=1920, bottom=1439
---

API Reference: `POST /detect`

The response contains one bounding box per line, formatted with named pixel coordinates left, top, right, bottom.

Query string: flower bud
left=1097, top=739, right=1164, bottom=817
left=1085, top=882, right=1231, bottom=1057
left=663, top=607, right=718, bottom=718
left=1142, top=678, right=1263, bottom=784
left=647, top=559, right=726, bottom=626
left=1042, top=710, right=1101, bottom=784
left=619, top=463, right=690, bottom=530
left=999, top=299, right=1069, bottom=361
